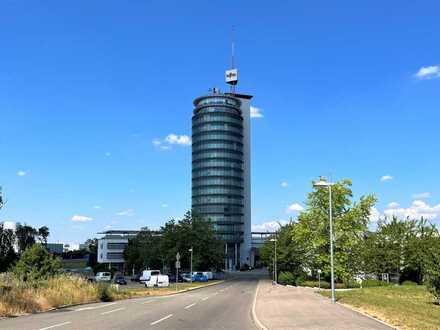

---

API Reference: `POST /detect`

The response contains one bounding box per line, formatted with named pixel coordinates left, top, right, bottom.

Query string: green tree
left=0, top=222, right=18, bottom=271
left=124, top=211, right=225, bottom=273
left=124, top=228, right=162, bottom=272
left=160, top=211, right=224, bottom=271
left=260, top=221, right=306, bottom=281
left=37, top=226, right=50, bottom=246
left=13, top=244, right=62, bottom=282
left=293, top=179, right=376, bottom=285
left=15, top=223, right=38, bottom=254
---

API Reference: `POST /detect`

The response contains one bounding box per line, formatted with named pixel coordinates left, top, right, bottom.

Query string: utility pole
left=189, top=247, right=193, bottom=285
left=175, top=252, right=181, bottom=291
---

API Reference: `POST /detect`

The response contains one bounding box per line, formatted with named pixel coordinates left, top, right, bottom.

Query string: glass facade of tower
left=192, top=93, right=244, bottom=244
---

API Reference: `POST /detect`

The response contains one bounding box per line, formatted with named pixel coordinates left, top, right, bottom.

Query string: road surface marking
left=142, top=300, right=153, bottom=304
left=74, top=302, right=117, bottom=312
left=201, top=296, right=209, bottom=301
left=38, top=322, right=71, bottom=330
left=252, top=280, right=268, bottom=330
left=100, top=307, right=126, bottom=315
left=184, top=303, right=197, bottom=309
left=150, top=314, right=173, bottom=325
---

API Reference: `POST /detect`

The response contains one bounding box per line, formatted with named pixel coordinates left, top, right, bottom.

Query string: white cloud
left=252, top=220, right=288, bottom=232
left=105, top=152, right=111, bottom=157
left=387, top=202, right=400, bottom=208
left=415, top=65, right=440, bottom=80
left=412, top=192, right=431, bottom=199
left=280, top=181, right=289, bottom=188
left=165, top=134, right=191, bottom=146
left=161, top=204, right=169, bottom=208
left=71, top=215, right=93, bottom=222
left=116, top=209, right=135, bottom=216
left=369, top=207, right=382, bottom=223
left=93, top=205, right=102, bottom=209
left=17, top=170, right=28, bottom=177
left=380, top=175, right=393, bottom=182
left=250, top=106, right=263, bottom=119
left=152, top=134, right=191, bottom=150
left=104, top=225, right=112, bottom=230
left=383, top=200, right=440, bottom=221
left=286, top=202, right=305, bottom=214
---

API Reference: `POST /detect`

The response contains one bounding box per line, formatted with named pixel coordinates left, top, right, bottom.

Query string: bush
left=278, top=271, right=296, bottom=285
left=13, top=245, right=62, bottom=283
left=401, top=280, right=418, bottom=286
left=362, top=279, right=389, bottom=288
left=427, top=276, right=440, bottom=304
left=97, top=283, right=114, bottom=302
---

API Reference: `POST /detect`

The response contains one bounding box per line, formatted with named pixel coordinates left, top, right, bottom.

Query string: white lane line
left=38, top=322, right=72, bottom=330
left=252, top=280, right=268, bottom=330
left=74, top=302, right=117, bottom=312
left=184, top=303, right=197, bottom=309
left=201, top=296, right=209, bottom=301
left=150, top=314, right=173, bottom=326
left=100, top=307, right=126, bottom=315
left=142, top=300, right=153, bottom=304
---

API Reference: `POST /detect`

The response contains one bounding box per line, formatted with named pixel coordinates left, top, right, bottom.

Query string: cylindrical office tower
left=192, top=91, right=244, bottom=269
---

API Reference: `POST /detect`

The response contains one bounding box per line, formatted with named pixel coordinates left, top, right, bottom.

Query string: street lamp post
left=270, top=238, right=277, bottom=284
left=313, top=177, right=336, bottom=304
left=189, top=247, right=193, bottom=285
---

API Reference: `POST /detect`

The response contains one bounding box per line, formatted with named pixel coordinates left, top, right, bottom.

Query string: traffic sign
left=175, top=261, right=181, bottom=269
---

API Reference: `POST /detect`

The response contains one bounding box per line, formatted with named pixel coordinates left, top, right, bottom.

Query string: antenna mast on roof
left=225, top=26, right=238, bottom=93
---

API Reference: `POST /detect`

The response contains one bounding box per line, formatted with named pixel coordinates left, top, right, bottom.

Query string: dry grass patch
left=0, top=274, right=98, bottom=317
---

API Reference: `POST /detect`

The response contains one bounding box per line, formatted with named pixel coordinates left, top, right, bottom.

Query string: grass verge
left=319, top=285, right=440, bottom=329
left=0, top=274, right=221, bottom=317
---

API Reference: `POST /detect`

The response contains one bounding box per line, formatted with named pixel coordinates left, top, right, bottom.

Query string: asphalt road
left=0, top=277, right=259, bottom=330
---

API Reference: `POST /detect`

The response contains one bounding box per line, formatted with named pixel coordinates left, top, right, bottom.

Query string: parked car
left=168, top=273, right=184, bottom=283
left=145, top=275, right=169, bottom=288
left=113, top=275, right=127, bottom=285
left=192, top=272, right=208, bottom=282
left=131, top=273, right=142, bottom=282
left=95, top=272, right=111, bottom=282
left=181, top=272, right=192, bottom=282
left=140, top=270, right=161, bottom=283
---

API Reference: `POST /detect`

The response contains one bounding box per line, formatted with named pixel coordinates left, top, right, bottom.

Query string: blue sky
left=1, top=0, right=440, bottom=243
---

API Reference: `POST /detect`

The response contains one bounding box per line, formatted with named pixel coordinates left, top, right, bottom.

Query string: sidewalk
left=254, top=280, right=393, bottom=330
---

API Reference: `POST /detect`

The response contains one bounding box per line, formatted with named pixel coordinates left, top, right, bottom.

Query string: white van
left=95, top=272, right=111, bottom=282
left=203, top=272, right=213, bottom=280
left=140, top=269, right=160, bottom=283
left=145, top=274, right=169, bottom=288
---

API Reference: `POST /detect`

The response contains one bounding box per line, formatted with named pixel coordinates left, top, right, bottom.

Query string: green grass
left=320, top=285, right=440, bottom=329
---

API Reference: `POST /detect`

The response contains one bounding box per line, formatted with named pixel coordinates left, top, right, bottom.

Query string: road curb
left=335, top=301, right=398, bottom=329
left=314, top=289, right=397, bottom=329
left=251, top=280, right=269, bottom=330
left=158, top=280, right=226, bottom=296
